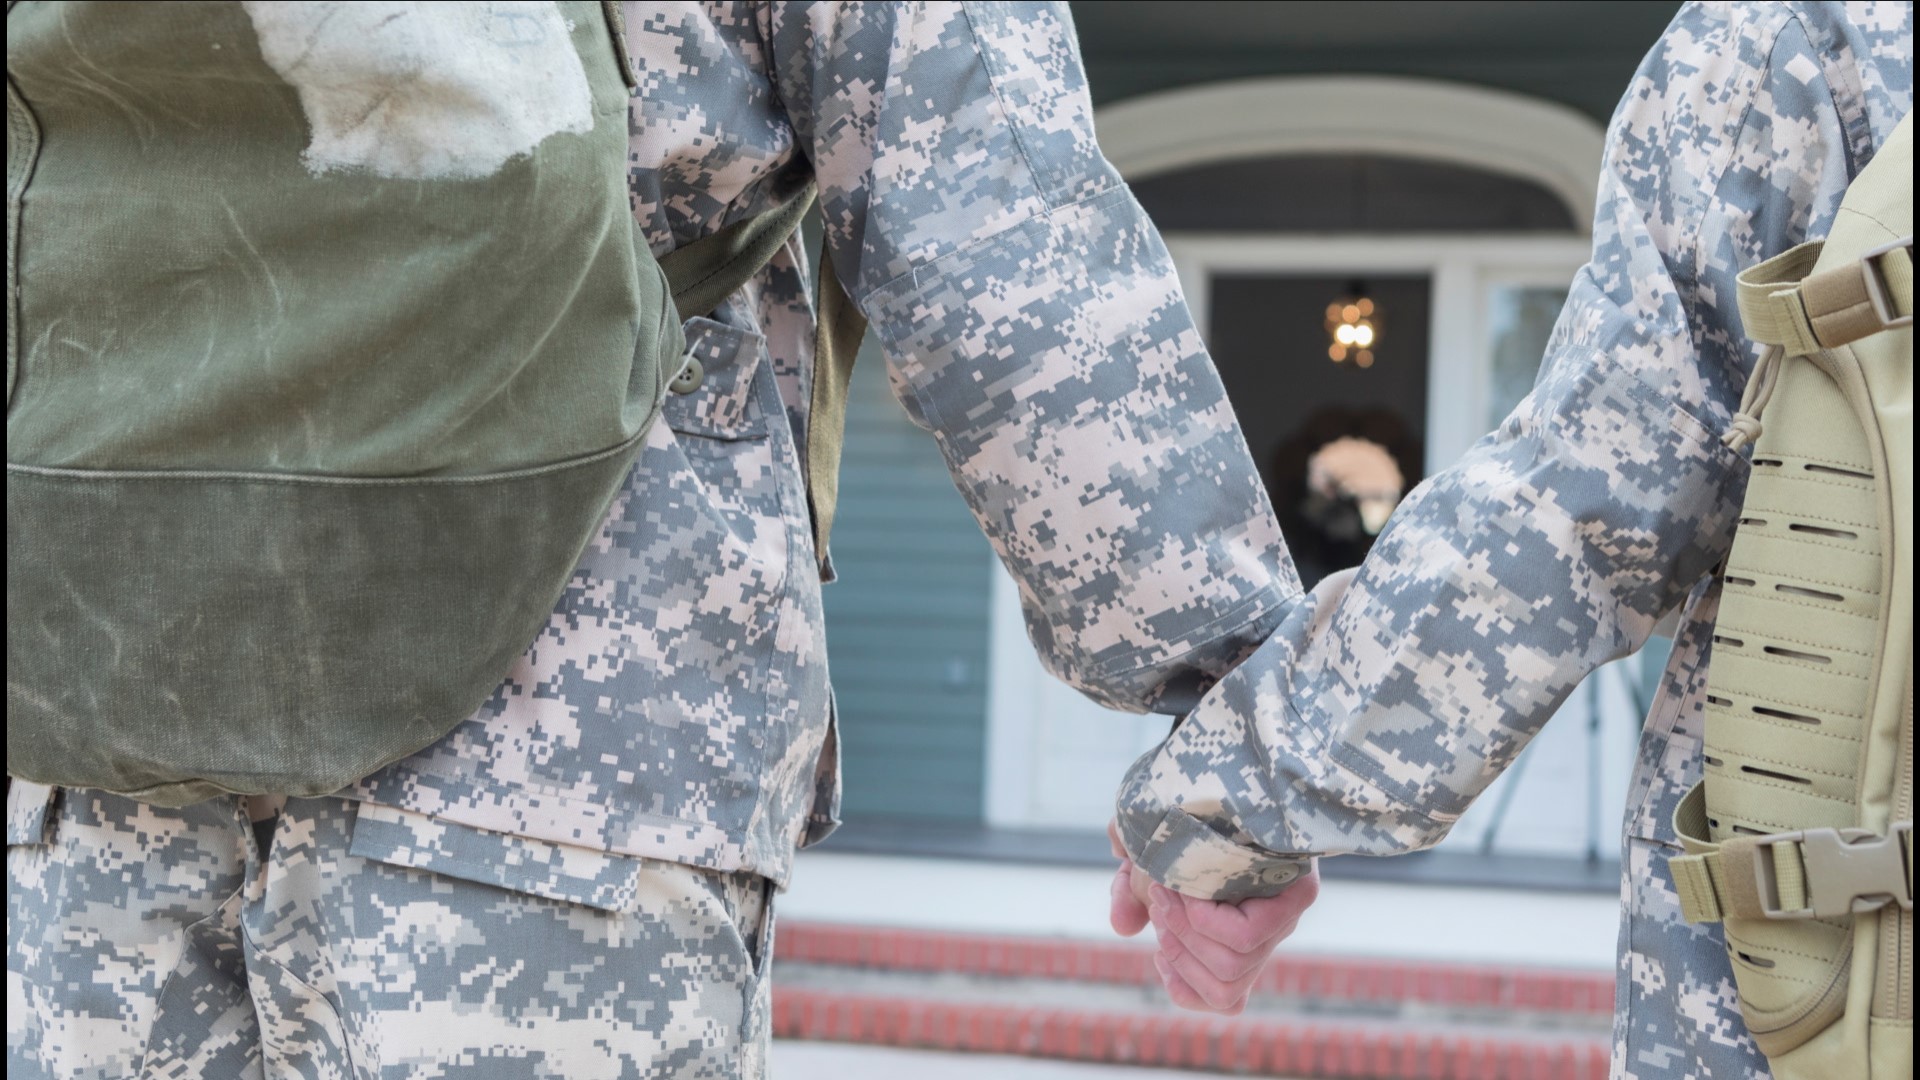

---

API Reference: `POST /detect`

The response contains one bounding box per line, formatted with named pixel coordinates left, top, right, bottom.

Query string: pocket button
left=669, top=357, right=705, bottom=395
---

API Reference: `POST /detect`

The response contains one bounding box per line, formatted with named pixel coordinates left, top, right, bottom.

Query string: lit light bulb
left=1326, top=290, right=1381, bottom=369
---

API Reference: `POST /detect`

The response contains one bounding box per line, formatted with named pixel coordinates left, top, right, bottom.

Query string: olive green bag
left=4, top=1, right=847, bottom=806
left=1669, top=114, right=1913, bottom=1077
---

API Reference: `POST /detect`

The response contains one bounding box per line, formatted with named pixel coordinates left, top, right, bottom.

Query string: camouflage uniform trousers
left=7, top=789, right=773, bottom=1080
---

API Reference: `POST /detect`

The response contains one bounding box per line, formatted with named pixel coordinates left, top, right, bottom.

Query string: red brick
left=769, top=937, right=1614, bottom=1079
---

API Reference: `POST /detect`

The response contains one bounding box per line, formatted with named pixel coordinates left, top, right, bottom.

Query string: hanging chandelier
left=1325, top=286, right=1378, bottom=368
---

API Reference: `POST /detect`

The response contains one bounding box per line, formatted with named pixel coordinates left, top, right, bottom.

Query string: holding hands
left=1107, top=821, right=1320, bottom=1015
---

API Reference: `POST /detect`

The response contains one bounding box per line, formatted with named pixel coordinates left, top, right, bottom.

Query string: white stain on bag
left=242, top=1, right=593, bottom=180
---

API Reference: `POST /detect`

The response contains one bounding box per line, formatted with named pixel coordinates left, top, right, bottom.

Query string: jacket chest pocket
left=655, top=317, right=801, bottom=584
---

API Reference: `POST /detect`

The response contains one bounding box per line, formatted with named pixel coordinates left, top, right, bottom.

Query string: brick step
left=771, top=923, right=1614, bottom=1079
left=772, top=986, right=1610, bottom=1080
left=776, top=922, right=1614, bottom=1016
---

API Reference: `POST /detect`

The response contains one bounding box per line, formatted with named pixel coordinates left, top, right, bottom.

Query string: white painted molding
left=1094, top=76, right=1606, bottom=226
left=983, top=564, right=1041, bottom=828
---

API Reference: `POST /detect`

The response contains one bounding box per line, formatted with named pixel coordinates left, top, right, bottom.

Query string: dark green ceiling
left=1069, top=1, right=1684, bottom=122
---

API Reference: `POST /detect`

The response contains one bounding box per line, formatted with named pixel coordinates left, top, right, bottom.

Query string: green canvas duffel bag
left=4, top=1, right=833, bottom=806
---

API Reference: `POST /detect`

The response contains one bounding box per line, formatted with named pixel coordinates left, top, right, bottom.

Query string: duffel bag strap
left=802, top=244, right=867, bottom=575
left=655, top=187, right=871, bottom=576
left=658, top=188, right=817, bottom=324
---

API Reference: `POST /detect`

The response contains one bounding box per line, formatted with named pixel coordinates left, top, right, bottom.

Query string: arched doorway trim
left=1094, top=75, right=1605, bottom=224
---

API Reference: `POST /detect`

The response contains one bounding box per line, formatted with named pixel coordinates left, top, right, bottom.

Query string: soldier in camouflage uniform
left=9, top=2, right=1301, bottom=1076
left=1112, top=3, right=1913, bottom=1077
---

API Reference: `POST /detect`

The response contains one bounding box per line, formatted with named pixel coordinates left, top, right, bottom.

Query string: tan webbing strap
left=1672, top=782, right=1733, bottom=923
left=1803, top=240, right=1912, bottom=343
left=1675, top=839, right=1813, bottom=924
left=1736, top=237, right=1914, bottom=358
left=1674, top=823, right=1912, bottom=923
left=1672, top=852, right=1732, bottom=924
left=1672, top=782, right=1815, bottom=923
left=805, top=248, right=869, bottom=576
left=1772, top=838, right=1810, bottom=912
left=1726, top=234, right=1913, bottom=448
left=1737, top=241, right=1827, bottom=356
left=1717, top=836, right=1803, bottom=920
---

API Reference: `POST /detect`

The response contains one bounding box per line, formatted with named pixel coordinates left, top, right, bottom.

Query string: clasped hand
left=1106, top=820, right=1319, bottom=1015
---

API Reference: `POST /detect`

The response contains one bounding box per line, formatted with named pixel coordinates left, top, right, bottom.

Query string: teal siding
left=821, top=337, right=996, bottom=823
left=1070, top=1, right=1682, bottom=124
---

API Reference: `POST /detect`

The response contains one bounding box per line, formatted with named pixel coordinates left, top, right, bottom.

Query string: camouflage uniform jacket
left=1113, top=3, right=1911, bottom=1077
left=351, top=0, right=1298, bottom=889
left=4, top=0, right=1305, bottom=896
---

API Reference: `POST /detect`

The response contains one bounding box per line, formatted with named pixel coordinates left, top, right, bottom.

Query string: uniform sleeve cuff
left=1120, top=806, right=1308, bottom=902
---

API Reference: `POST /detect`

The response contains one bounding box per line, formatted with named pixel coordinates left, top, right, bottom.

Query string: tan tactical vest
left=1670, top=113, right=1913, bottom=1079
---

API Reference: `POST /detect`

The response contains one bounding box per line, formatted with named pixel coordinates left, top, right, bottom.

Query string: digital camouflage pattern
left=13, top=3, right=1909, bottom=1078
left=1112, top=3, right=1912, bottom=1078
left=331, top=0, right=1293, bottom=887
left=11, top=1, right=1293, bottom=1074
left=7, top=785, right=772, bottom=1079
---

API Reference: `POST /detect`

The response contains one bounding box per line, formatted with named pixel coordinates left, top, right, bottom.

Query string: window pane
left=1485, top=285, right=1568, bottom=430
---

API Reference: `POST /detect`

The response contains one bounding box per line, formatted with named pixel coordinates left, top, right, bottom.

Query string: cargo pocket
left=730, top=872, right=779, bottom=1076
left=665, top=317, right=790, bottom=444
left=658, top=318, right=798, bottom=583
left=344, top=799, right=776, bottom=1045
left=798, top=692, right=843, bottom=849
left=347, top=802, right=656, bottom=913
left=723, top=872, right=777, bottom=980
